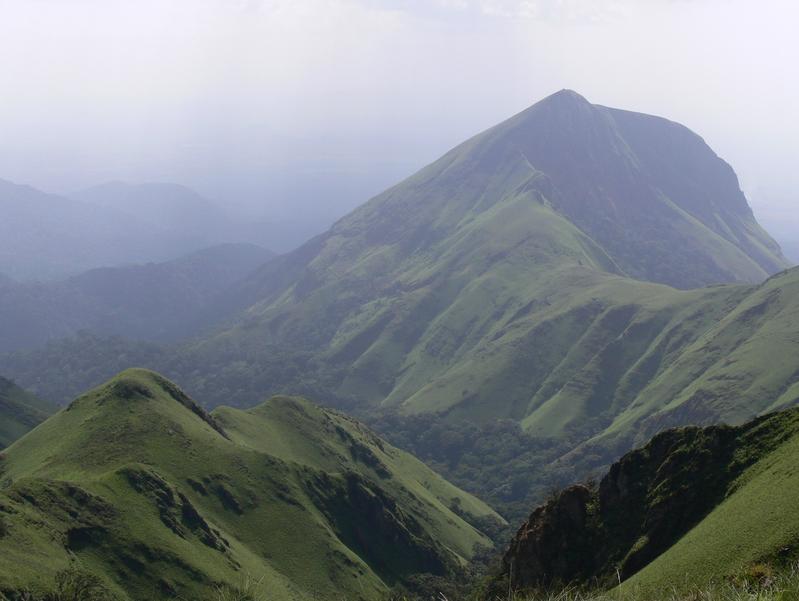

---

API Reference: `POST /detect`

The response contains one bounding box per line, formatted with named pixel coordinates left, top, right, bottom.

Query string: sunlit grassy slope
left=0, top=369, right=501, bottom=601
left=506, top=570, right=799, bottom=601
left=0, top=376, right=52, bottom=448
left=624, top=407, right=799, bottom=592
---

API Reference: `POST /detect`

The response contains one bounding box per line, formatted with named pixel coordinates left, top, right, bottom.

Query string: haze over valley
left=1, top=2, right=798, bottom=600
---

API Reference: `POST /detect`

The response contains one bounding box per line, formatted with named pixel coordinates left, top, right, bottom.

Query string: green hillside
left=501, top=405, right=799, bottom=594
left=0, top=376, right=52, bottom=449
left=563, top=266, right=799, bottom=466
left=2, top=92, right=790, bottom=421
left=176, top=90, right=788, bottom=415
left=624, top=408, right=799, bottom=592
left=2, top=93, right=797, bottom=530
left=0, top=369, right=501, bottom=600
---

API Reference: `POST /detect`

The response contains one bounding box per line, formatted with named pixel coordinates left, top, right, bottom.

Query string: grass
left=495, top=405, right=799, bottom=599
left=493, top=563, right=799, bottom=601
left=623, top=408, right=799, bottom=590
left=3, top=98, right=799, bottom=565
left=211, top=575, right=266, bottom=601
left=0, top=370, right=501, bottom=601
left=0, top=568, right=118, bottom=601
left=1, top=91, right=798, bottom=601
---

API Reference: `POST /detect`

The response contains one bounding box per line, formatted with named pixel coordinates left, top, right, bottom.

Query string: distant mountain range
left=0, top=370, right=501, bottom=599
left=0, top=179, right=307, bottom=281
left=0, top=243, right=274, bottom=352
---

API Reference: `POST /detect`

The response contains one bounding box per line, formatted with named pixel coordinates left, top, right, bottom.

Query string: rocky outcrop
left=503, top=485, right=595, bottom=589
left=501, top=412, right=797, bottom=592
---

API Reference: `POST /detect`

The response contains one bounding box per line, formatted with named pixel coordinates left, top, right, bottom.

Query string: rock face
left=501, top=411, right=798, bottom=592
left=503, top=485, right=594, bottom=589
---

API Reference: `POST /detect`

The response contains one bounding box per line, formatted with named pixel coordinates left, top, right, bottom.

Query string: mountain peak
left=68, top=369, right=230, bottom=439
left=504, top=88, right=597, bottom=134
left=532, top=88, right=592, bottom=112
left=545, top=88, right=589, bottom=103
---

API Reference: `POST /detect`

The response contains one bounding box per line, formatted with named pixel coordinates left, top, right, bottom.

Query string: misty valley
left=2, top=4, right=799, bottom=600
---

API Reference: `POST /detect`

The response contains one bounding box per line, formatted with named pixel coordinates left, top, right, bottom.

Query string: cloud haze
left=0, top=0, right=796, bottom=239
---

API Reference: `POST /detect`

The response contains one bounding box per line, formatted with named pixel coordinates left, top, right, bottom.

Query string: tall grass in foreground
left=212, top=575, right=265, bottom=601
left=473, top=563, right=799, bottom=601
left=5, top=563, right=799, bottom=600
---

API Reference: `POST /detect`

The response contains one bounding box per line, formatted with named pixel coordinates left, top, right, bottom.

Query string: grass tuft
left=0, top=568, right=116, bottom=601
left=213, top=575, right=265, bottom=601
left=491, top=564, right=799, bottom=601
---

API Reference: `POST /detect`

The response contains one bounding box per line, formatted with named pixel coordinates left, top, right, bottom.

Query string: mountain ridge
left=0, top=243, right=275, bottom=353
left=501, top=403, right=799, bottom=594
left=0, top=369, right=501, bottom=600
left=165, top=90, right=789, bottom=422
left=0, top=178, right=286, bottom=281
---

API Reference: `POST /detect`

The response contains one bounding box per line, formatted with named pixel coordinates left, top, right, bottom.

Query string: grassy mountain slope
left=502, top=405, right=799, bottom=593
left=564, top=267, right=799, bottom=466
left=626, top=419, right=799, bottom=591
left=0, top=243, right=274, bottom=353
left=2, top=93, right=789, bottom=423
left=1, top=92, right=796, bottom=535
left=174, top=90, right=787, bottom=414
left=0, top=370, right=500, bottom=600
left=6, top=270, right=798, bottom=532
left=472, top=91, right=787, bottom=287
left=0, top=377, right=53, bottom=449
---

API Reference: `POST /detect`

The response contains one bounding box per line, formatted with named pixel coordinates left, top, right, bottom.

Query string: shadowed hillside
left=0, top=243, right=274, bottom=352
left=501, top=404, right=799, bottom=594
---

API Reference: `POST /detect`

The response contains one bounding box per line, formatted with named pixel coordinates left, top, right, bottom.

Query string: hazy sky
left=0, top=0, right=796, bottom=241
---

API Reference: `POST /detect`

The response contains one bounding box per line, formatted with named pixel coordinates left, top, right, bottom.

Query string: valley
left=0, top=243, right=274, bottom=352
left=1, top=88, right=798, bottom=600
